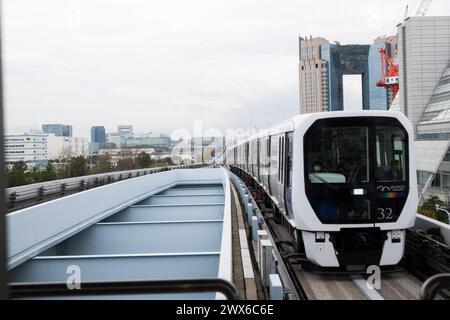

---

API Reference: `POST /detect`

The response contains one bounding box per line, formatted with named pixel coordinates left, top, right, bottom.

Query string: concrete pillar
left=269, top=274, right=283, bottom=300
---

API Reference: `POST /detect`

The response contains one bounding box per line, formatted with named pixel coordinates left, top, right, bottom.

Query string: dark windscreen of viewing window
left=374, top=119, right=407, bottom=183
left=304, top=117, right=409, bottom=224
left=305, top=125, right=369, bottom=185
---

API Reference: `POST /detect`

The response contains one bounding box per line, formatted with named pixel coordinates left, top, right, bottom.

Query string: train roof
left=291, top=110, right=407, bottom=125
left=228, top=110, right=410, bottom=148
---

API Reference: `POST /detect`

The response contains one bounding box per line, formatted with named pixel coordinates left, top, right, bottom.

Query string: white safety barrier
left=6, top=163, right=208, bottom=206
left=414, top=213, right=450, bottom=245
left=228, top=171, right=284, bottom=300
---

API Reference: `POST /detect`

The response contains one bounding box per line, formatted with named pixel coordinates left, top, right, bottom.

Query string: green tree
left=420, top=196, right=444, bottom=211
left=161, top=157, right=174, bottom=166
left=7, top=161, right=34, bottom=187
left=70, top=156, right=88, bottom=177
left=417, top=208, right=438, bottom=220
left=117, top=150, right=137, bottom=171
left=117, top=158, right=136, bottom=171
left=91, top=155, right=114, bottom=173
left=43, top=163, right=57, bottom=181
left=57, top=163, right=71, bottom=179
left=30, top=166, right=44, bottom=183
left=135, top=152, right=152, bottom=168
left=419, top=196, right=448, bottom=223
left=150, top=157, right=174, bottom=168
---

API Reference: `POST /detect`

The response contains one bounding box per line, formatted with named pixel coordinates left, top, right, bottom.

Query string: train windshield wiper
left=310, top=173, right=339, bottom=190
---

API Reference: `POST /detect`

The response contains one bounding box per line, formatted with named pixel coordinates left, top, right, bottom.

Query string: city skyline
left=4, top=0, right=450, bottom=138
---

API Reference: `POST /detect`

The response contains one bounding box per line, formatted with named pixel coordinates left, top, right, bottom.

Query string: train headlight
left=391, top=230, right=402, bottom=243
left=351, top=188, right=366, bottom=196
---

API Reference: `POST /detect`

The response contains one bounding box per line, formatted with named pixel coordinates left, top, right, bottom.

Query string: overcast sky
left=3, top=0, right=450, bottom=138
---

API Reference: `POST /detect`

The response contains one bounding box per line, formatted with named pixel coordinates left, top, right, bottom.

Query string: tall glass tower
left=90, top=126, right=106, bottom=144
left=299, top=37, right=391, bottom=113
left=42, top=124, right=72, bottom=137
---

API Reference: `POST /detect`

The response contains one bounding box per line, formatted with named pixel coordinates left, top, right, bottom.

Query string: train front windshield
left=304, top=117, right=409, bottom=224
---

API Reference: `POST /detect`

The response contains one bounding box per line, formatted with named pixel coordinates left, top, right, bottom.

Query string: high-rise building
left=299, top=37, right=392, bottom=113
left=42, top=124, right=72, bottom=137
left=299, top=37, right=329, bottom=113
left=117, top=125, right=133, bottom=139
left=374, top=35, right=398, bottom=58
left=396, top=16, right=450, bottom=204
left=90, top=126, right=106, bottom=144
left=397, top=16, right=450, bottom=134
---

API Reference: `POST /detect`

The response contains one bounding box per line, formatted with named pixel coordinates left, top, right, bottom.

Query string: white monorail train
left=226, top=110, right=418, bottom=268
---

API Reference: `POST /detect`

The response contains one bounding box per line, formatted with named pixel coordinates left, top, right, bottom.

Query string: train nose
left=331, top=228, right=386, bottom=266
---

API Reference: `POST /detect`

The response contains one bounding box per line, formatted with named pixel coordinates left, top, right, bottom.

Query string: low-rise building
left=47, top=135, right=89, bottom=160
left=4, top=133, right=48, bottom=168
left=97, top=148, right=155, bottom=163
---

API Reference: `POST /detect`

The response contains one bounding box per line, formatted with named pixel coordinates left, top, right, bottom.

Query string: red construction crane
left=377, top=1, right=433, bottom=100
left=376, top=48, right=399, bottom=98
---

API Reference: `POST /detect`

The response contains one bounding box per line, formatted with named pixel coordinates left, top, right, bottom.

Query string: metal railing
left=5, top=163, right=210, bottom=210
left=9, top=278, right=240, bottom=300
left=420, top=273, right=450, bottom=300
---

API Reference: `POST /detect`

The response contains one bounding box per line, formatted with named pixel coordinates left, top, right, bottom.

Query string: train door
left=252, top=140, right=257, bottom=178
left=238, top=145, right=242, bottom=168
left=241, top=145, right=244, bottom=169
left=269, top=134, right=285, bottom=208
left=242, top=144, right=245, bottom=170
left=268, top=135, right=278, bottom=198
left=257, top=138, right=261, bottom=181
left=248, top=140, right=253, bottom=176
left=263, top=136, right=271, bottom=193
left=284, top=132, right=294, bottom=218
left=259, top=138, right=265, bottom=183
left=245, top=142, right=249, bottom=172
left=278, top=135, right=286, bottom=212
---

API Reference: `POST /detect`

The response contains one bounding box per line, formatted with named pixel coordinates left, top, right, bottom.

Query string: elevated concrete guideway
left=6, top=166, right=448, bottom=300
left=7, top=168, right=233, bottom=299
